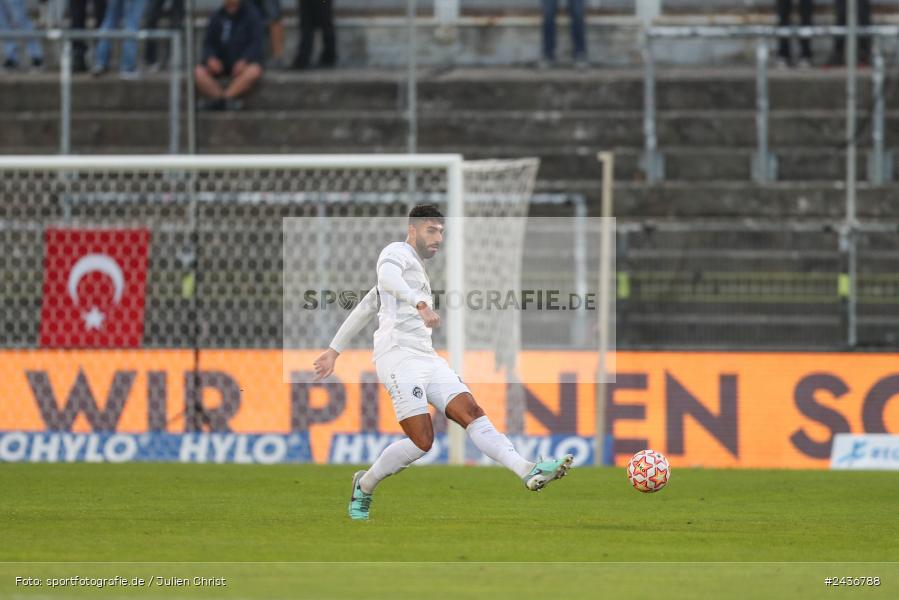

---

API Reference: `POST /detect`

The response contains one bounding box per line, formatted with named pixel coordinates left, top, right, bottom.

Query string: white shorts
left=375, top=348, right=471, bottom=422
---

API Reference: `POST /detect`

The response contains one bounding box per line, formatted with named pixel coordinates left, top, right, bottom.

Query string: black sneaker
left=31, top=57, right=43, bottom=71
left=200, top=98, right=226, bottom=111
left=3, top=58, right=18, bottom=71
left=224, top=98, right=244, bottom=111
left=73, top=55, right=88, bottom=73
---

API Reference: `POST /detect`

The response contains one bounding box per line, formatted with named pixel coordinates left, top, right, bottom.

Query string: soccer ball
left=627, top=449, right=670, bottom=493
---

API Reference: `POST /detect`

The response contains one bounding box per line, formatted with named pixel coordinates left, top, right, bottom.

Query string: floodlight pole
left=845, top=0, right=858, bottom=347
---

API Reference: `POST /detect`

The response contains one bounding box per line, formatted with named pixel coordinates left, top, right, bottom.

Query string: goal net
left=0, top=154, right=584, bottom=466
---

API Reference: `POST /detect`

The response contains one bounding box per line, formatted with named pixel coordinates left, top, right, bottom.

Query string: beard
left=415, top=238, right=438, bottom=258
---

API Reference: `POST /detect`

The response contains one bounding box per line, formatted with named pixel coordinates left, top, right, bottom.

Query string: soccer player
left=313, top=204, right=573, bottom=521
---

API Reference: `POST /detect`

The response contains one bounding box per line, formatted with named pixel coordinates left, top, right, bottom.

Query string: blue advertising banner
left=328, top=433, right=595, bottom=466
left=0, top=432, right=312, bottom=464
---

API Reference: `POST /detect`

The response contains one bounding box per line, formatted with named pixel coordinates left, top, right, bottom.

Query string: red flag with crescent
left=39, top=229, right=151, bottom=348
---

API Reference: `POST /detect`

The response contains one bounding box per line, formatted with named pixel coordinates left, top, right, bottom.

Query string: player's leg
left=442, top=391, right=573, bottom=491
left=445, top=392, right=574, bottom=490
left=427, top=361, right=526, bottom=473
left=349, top=413, right=430, bottom=520
left=443, top=392, right=532, bottom=478
left=359, top=413, right=431, bottom=495
left=348, top=352, right=432, bottom=520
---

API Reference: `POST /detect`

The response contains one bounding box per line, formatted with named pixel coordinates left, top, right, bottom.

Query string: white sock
left=359, top=437, right=426, bottom=494
left=466, top=415, right=534, bottom=479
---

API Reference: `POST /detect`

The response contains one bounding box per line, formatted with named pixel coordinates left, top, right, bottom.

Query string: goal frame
left=0, top=153, right=469, bottom=464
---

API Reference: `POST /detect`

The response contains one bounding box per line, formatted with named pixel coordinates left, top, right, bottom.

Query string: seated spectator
left=0, top=0, right=44, bottom=70
left=540, top=0, right=587, bottom=69
left=70, top=0, right=106, bottom=73
left=144, top=0, right=184, bottom=71
left=92, top=0, right=146, bottom=79
left=194, top=0, right=264, bottom=111
left=251, top=0, right=285, bottom=69
left=829, top=0, right=872, bottom=66
left=776, top=0, right=814, bottom=68
left=291, top=0, right=336, bottom=70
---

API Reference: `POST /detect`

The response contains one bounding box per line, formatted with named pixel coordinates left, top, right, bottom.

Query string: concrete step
left=5, top=109, right=899, bottom=153
left=4, top=141, right=891, bottom=184
left=0, top=69, right=882, bottom=112
left=452, top=146, right=894, bottom=183
left=551, top=181, right=899, bottom=219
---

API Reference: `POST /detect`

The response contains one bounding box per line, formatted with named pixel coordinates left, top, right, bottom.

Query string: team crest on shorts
left=412, top=386, right=423, bottom=399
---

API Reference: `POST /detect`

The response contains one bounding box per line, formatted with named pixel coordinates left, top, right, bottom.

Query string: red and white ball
left=627, top=449, right=671, bottom=493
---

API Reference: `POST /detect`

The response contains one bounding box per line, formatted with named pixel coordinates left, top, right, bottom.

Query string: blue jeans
left=541, top=0, right=586, bottom=61
left=94, top=0, right=146, bottom=72
left=0, top=0, right=44, bottom=63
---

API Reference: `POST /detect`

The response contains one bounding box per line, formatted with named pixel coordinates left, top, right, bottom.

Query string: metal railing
left=642, top=25, right=899, bottom=184
left=0, top=29, right=182, bottom=154
left=615, top=219, right=899, bottom=350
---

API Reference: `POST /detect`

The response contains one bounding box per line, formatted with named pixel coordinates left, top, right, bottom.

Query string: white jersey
left=373, top=241, right=435, bottom=361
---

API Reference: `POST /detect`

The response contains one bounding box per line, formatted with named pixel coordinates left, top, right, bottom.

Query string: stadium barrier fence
left=0, top=29, right=182, bottom=154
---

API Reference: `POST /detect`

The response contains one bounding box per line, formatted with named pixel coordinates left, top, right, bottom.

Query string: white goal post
left=595, top=152, right=616, bottom=468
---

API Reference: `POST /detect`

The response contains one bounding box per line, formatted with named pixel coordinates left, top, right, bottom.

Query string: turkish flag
left=39, top=229, right=151, bottom=348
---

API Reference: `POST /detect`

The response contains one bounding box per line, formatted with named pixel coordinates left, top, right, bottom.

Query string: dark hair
left=408, top=204, right=445, bottom=225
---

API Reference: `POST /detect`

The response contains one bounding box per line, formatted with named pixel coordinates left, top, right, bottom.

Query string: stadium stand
left=0, top=0, right=897, bottom=349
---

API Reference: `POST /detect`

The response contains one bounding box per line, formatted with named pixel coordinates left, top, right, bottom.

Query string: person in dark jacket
left=291, top=0, right=336, bottom=70
left=194, top=0, right=264, bottom=110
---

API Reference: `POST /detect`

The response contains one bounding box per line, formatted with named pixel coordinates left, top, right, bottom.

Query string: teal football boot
left=348, top=470, right=373, bottom=520
left=523, top=454, right=574, bottom=491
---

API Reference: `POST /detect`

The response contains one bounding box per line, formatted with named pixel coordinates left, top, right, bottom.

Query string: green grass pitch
left=1, top=464, right=897, bottom=599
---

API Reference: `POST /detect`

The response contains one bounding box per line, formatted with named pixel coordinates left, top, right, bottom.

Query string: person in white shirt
left=313, top=204, right=573, bottom=521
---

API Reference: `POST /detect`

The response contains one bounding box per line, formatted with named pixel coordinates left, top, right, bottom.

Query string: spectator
left=194, top=0, right=264, bottom=110
left=776, top=0, right=814, bottom=68
left=829, top=0, right=872, bottom=66
left=251, top=0, right=285, bottom=69
left=70, top=0, right=106, bottom=72
left=0, top=0, right=44, bottom=70
left=92, top=0, right=147, bottom=79
left=144, top=0, right=184, bottom=71
left=540, top=0, right=587, bottom=69
left=291, top=0, right=336, bottom=70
